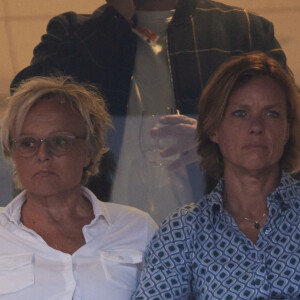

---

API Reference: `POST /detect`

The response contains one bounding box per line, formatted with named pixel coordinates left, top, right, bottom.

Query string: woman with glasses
left=0, top=76, right=157, bottom=299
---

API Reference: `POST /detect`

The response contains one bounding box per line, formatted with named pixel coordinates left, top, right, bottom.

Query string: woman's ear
left=83, top=145, right=94, bottom=168
left=209, top=130, right=219, bottom=144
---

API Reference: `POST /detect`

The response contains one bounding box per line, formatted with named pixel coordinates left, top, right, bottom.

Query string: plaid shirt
left=12, top=0, right=286, bottom=116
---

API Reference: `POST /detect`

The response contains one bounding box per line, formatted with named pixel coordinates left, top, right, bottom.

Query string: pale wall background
left=0, top=0, right=299, bottom=204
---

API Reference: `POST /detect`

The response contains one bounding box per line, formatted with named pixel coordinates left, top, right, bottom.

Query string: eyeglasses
left=11, top=135, right=86, bottom=157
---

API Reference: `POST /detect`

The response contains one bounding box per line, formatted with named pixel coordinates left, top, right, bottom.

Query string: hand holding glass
left=140, top=107, right=180, bottom=167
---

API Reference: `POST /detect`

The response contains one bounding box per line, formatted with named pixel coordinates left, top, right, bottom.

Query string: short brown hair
left=1, top=76, right=112, bottom=188
left=197, top=52, right=300, bottom=179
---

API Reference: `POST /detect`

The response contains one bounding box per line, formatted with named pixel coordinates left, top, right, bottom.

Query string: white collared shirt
left=0, top=187, right=157, bottom=300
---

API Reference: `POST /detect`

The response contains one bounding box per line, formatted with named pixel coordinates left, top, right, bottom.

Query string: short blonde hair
left=2, top=76, right=112, bottom=188
left=197, top=52, right=300, bottom=179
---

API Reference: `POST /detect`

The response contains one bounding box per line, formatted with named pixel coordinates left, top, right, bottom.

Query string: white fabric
left=111, top=10, right=194, bottom=224
left=0, top=187, right=157, bottom=300
left=130, top=10, right=176, bottom=115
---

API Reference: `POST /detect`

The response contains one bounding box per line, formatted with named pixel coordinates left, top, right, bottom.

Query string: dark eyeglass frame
left=10, top=135, right=86, bottom=157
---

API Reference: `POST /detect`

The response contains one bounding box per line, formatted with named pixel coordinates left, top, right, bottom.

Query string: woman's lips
left=34, top=170, right=56, bottom=177
left=243, top=144, right=267, bottom=149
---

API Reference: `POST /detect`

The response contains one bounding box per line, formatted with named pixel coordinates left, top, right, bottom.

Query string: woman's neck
left=21, top=189, right=94, bottom=254
left=222, top=167, right=281, bottom=244
left=223, top=167, right=281, bottom=217
left=23, top=188, right=93, bottom=224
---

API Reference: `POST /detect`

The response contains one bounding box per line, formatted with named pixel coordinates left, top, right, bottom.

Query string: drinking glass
left=139, top=107, right=180, bottom=166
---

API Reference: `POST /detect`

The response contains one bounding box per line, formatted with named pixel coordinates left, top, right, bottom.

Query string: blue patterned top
left=134, top=172, right=300, bottom=299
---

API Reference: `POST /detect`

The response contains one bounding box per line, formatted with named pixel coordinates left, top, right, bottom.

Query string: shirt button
left=264, top=229, right=270, bottom=235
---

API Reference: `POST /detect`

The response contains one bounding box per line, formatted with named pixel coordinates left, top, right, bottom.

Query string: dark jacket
left=11, top=0, right=286, bottom=201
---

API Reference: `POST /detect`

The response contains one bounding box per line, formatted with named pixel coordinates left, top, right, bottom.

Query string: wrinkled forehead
left=13, top=96, right=86, bottom=137
left=29, top=96, right=76, bottom=114
left=227, top=75, right=288, bottom=108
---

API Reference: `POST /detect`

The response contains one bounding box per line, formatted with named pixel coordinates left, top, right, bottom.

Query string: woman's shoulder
left=82, top=186, right=157, bottom=230
left=279, top=173, right=300, bottom=199
left=159, top=196, right=214, bottom=230
left=103, top=201, right=155, bottom=222
left=102, top=201, right=157, bottom=231
left=100, top=202, right=158, bottom=248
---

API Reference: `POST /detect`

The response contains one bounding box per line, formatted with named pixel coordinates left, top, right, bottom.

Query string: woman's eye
left=20, top=138, right=37, bottom=149
left=53, top=137, right=67, bottom=146
left=266, top=110, right=279, bottom=118
left=232, top=110, right=246, bottom=118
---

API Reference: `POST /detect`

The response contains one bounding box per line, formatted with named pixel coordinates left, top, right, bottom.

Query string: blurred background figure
left=0, top=76, right=156, bottom=299
left=9, top=0, right=286, bottom=222
left=134, top=52, right=300, bottom=299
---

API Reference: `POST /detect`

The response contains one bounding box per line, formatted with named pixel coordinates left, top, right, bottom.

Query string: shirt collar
left=94, top=0, right=198, bottom=26
left=0, top=190, right=26, bottom=226
left=208, top=178, right=225, bottom=214
left=0, top=187, right=112, bottom=226
left=267, top=171, right=298, bottom=207
left=80, top=186, right=112, bottom=225
left=171, top=0, right=198, bottom=25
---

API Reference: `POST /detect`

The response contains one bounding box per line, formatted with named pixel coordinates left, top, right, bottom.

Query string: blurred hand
left=106, top=0, right=136, bottom=22
left=151, top=114, right=199, bottom=170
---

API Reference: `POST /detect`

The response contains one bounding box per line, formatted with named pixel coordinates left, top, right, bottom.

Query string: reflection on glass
left=139, top=107, right=180, bottom=167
